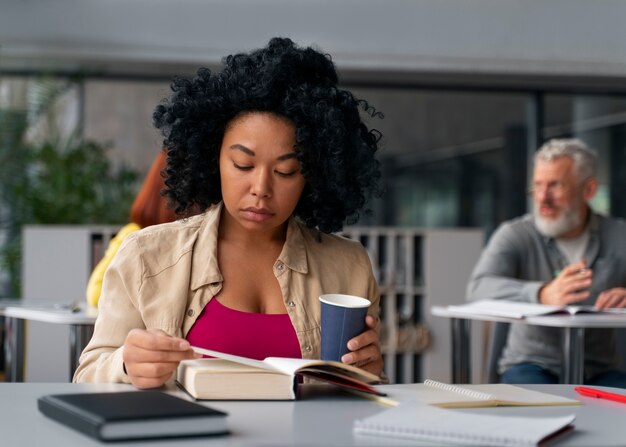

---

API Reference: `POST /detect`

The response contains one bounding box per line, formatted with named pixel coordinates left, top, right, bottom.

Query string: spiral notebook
left=354, top=401, right=575, bottom=447
left=410, top=380, right=579, bottom=408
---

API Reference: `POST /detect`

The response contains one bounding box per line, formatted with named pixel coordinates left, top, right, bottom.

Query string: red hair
left=130, top=151, right=177, bottom=228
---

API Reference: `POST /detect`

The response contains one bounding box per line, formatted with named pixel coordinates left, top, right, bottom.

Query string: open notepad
left=410, top=380, right=579, bottom=408
left=354, top=401, right=575, bottom=447
left=447, top=299, right=626, bottom=319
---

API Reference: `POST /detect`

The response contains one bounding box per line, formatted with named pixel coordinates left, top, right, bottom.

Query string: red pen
left=575, top=386, right=626, bottom=404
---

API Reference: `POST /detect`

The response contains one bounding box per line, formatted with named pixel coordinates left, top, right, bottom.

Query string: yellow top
left=86, top=222, right=141, bottom=307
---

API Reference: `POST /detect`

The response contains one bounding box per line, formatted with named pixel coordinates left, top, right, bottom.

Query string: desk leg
left=451, top=318, right=471, bottom=383
left=563, top=327, right=585, bottom=384
left=69, top=324, right=94, bottom=382
left=3, top=317, right=25, bottom=382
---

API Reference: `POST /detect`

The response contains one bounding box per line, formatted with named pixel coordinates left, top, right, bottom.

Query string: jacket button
left=276, top=262, right=284, bottom=271
left=187, top=309, right=194, bottom=317
left=304, top=345, right=312, bottom=352
left=288, top=301, right=296, bottom=308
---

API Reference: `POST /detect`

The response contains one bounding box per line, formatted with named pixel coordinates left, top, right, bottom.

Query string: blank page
left=354, top=401, right=575, bottom=446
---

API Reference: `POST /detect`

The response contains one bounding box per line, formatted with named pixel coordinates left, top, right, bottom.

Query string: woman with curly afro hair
left=74, top=37, right=384, bottom=389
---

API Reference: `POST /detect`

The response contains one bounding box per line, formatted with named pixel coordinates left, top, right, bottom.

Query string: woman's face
left=219, top=112, right=306, bottom=234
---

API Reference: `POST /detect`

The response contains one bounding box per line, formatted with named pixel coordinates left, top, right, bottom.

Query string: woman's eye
left=233, top=163, right=252, bottom=171
left=275, top=170, right=297, bottom=177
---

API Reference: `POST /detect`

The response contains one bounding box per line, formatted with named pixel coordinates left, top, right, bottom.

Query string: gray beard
left=533, top=201, right=582, bottom=238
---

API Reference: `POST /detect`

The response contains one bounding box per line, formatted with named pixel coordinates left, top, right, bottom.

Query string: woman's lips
left=241, top=207, right=274, bottom=222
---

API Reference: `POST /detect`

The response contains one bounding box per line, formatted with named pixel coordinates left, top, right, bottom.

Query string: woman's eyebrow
left=277, top=152, right=297, bottom=161
left=230, top=144, right=297, bottom=161
left=229, top=144, right=254, bottom=156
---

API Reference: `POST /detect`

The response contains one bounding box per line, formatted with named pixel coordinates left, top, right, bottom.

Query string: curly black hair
left=153, top=37, right=382, bottom=233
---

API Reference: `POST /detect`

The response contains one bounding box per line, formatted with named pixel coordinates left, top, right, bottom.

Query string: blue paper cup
left=319, top=294, right=371, bottom=362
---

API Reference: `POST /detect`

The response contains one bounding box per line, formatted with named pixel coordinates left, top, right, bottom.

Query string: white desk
left=0, top=382, right=624, bottom=446
left=1, top=301, right=97, bottom=382
left=432, top=305, right=626, bottom=384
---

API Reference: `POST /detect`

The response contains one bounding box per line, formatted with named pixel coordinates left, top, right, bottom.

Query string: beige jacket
left=73, top=202, right=380, bottom=383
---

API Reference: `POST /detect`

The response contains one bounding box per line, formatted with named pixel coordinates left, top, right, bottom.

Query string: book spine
left=38, top=398, right=104, bottom=440
left=423, top=379, right=495, bottom=401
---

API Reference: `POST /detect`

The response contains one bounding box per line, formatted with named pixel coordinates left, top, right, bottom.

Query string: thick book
left=354, top=401, right=575, bottom=447
left=409, top=380, right=579, bottom=408
left=177, top=346, right=385, bottom=400
left=447, top=299, right=626, bottom=319
left=38, top=391, right=228, bottom=441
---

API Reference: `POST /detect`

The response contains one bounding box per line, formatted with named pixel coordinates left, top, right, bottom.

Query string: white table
left=431, top=305, right=626, bottom=384
left=1, top=382, right=625, bottom=446
left=1, top=300, right=97, bottom=382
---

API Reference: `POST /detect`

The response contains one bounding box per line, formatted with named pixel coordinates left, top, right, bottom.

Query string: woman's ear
left=582, top=177, right=599, bottom=202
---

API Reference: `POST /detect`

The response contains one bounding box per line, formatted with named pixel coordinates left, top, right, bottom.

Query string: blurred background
left=2, top=0, right=626, bottom=383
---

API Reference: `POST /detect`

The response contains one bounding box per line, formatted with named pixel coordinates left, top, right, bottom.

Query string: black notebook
left=38, top=390, right=229, bottom=441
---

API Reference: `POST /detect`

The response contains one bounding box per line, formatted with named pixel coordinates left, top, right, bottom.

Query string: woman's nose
left=251, top=169, right=272, bottom=198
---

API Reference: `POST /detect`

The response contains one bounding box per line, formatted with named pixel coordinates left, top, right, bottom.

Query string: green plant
left=0, top=78, right=139, bottom=296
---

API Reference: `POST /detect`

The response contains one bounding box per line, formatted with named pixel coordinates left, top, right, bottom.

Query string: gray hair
left=535, top=138, right=597, bottom=181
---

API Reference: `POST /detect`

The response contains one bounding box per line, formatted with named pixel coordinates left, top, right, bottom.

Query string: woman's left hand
left=341, top=315, right=383, bottom=377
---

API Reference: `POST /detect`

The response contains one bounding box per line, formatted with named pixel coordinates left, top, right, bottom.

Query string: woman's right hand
left=123, top=328, right=199, bottom=389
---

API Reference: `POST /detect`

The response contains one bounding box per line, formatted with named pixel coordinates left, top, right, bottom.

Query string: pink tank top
left=186, top=298, right=302, bottom=360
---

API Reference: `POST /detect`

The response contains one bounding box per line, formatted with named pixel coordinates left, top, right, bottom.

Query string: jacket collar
left=190, top=202, right=308, bottom=290
left=279, top=217, right=308, bottom=274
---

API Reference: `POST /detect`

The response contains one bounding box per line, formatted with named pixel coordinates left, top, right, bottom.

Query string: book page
left=190, top=346, right=380, bottom=382
left=566, top=305, right=626, bottom=315
left=354, top=401, right=575, bottom=446
left=264, top=357, right=380, bottom=382
left=180, top=358, right=281, bottom=374
left=406, top=382, right=579, bottom=407
left=190, top=347, right=272, bottom=371
left=409, top=382, right=492, bottom=406
left=448, top=300, right=565, bottom=318
left=461, top=384, right=580, bottom=406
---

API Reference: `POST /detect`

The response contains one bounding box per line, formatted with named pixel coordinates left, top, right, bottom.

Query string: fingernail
left=342, top=354, right=353, bottom=363
left=179, top=341, right=190, bottom=349
left=348, top=340, right=358, bottom=350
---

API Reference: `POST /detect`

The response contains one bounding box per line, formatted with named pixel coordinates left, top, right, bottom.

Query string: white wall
left=1, top=0, right=626, bottom=85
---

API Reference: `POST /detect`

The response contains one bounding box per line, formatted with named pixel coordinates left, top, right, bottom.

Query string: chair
left=487, top=324, right=626, bottom=383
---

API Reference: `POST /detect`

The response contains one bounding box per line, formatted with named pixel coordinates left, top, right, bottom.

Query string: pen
left=574, top=386, right=626, bottom=404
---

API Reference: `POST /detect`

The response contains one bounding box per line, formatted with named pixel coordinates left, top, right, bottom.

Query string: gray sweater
left=467, top=212, right=626, bottom=378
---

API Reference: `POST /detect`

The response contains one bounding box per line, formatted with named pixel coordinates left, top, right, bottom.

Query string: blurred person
left=74, top=37, right=384, bottom=388
left=467, top=138, right=626, bottom=387
left=85, top=150, right=177, bottom=308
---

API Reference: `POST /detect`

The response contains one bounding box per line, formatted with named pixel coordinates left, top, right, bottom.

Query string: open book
left=408, top=380, right=579, bottom=408
left=447, top=299, right=626, bottom=319
left=176, top=346, right=384, bottom=400
left=354, top=401, right=575, bottom=446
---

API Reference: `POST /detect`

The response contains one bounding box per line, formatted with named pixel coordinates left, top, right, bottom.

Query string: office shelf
left=342, top=227, right=484, bottom=384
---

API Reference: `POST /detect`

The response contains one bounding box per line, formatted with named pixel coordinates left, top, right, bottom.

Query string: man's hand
left=123, top=328, right=200, bottom=389
left=341, top=315, right=384, bottom=377
left=539, top=260, right=593, bottom=306
left=596, top=287, right=626, bottom=309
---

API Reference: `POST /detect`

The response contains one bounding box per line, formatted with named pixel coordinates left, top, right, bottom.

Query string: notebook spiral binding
left=423, top=379, right=495, bottom=401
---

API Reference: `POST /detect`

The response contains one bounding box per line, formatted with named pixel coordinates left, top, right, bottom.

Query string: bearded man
left=467, top=138, right=626, bottom=387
